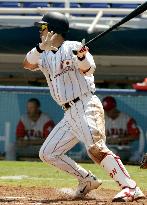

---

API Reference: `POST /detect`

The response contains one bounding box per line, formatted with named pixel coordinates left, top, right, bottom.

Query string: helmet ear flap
left=47, top=25, right=55, bottom=34
left=46, top=24, right=51, bottom=32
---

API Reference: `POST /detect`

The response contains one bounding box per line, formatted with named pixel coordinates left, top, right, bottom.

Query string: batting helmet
left=35, top=12, right=69, bottom=34
left=102, top=96, right=116, bottom=111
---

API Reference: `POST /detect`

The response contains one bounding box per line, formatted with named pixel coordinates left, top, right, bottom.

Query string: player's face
left=27, top=102, right=39, bottom=118
left=106, top=108, right=118, bottom=119
left=39, top=25, right=59, bottom=43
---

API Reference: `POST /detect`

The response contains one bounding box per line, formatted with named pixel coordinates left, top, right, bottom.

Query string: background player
left=102, top=96, right=140, bottom=162
left=16, top=98, right=54, bottom=140
left=102, top=96, right=140, bottom=143
left=16, top=98, right=55, bottom=159
left=23, top=12, right=144, bottom=202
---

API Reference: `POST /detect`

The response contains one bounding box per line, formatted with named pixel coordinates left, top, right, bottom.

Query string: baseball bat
left=73, top=1, right=147, bottom=54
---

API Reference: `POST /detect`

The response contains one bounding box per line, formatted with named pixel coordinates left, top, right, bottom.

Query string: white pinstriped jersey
left=38, top=41, right=96, bottom=105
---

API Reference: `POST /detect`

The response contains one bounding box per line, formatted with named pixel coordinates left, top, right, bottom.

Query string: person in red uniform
left=16, top=98, right=55, bottom=140
left=102, top=96, right=140, bottom=145
left=102, top=96, right=140, bottom=163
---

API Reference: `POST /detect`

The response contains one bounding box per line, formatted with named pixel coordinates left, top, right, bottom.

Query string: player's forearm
left=76, top=45, right=96, bottom=75
left=23, top=46, right=43, bottom=70
left=77, top=53, right=95, bottom=75
left=23, top=58, right=38, bottom=71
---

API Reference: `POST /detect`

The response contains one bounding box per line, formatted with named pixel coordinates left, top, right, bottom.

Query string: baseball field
left=0, top=161, right=146, bottom=205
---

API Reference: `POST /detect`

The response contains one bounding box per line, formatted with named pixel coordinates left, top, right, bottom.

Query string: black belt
left=62, top=92, right=94, bottom=111
left=62, top=97, right=80, bottom=110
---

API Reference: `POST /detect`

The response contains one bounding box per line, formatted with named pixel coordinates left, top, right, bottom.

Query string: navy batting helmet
left=35, top=12, right=69, bottom=34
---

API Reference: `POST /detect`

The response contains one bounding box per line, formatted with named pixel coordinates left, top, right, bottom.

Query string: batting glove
left=39, top=31, right=58, bottom=51
left=77, top=39, right=89, bottom=59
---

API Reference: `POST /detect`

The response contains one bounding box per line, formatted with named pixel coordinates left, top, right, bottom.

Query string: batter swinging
left=23, top=12, right=144, bottom=202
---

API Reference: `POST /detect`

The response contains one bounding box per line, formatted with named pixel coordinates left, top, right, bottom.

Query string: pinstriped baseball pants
left=39, top=93, right=106, bottom=180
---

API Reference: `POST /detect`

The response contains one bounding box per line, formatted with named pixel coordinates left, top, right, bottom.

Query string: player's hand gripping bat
left=73, top=1, right=147, bottom=55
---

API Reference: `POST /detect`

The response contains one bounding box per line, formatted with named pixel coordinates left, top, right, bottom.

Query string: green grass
left=0, top=161, right=147, bottom=191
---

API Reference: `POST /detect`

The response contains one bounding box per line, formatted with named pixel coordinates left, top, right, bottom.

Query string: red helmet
left=102, top=96, right=116, bottom=111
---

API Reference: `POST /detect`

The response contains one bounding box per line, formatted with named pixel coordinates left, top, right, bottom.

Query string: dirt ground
left=0, top=186, right=146, bottom=205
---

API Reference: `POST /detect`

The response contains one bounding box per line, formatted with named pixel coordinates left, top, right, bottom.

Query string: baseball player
left=102, top=96, right=140, bottom=162
left=23, top=12, right=144, bottom=202
left=102, top=96, right=140, bottom=144
left=16, top=98, right=55, bottom=139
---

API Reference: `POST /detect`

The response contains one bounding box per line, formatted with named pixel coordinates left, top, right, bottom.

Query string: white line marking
left=0, top=175, right=113, bottom=182
left=4, top=196, right=26, bottom=199
left=0, top=175, right=28, bottom=180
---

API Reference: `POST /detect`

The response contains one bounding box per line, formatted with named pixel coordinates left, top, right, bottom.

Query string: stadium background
left=0, top=1, right=147, bottom=204
left=0, top=87, right=147, bottom=160
left=0, top=0, right=147, bottom=161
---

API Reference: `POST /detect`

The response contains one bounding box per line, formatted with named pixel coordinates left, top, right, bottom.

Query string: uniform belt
left=62, top=97, right=80, bottom=110
left=62, top=92, right=94, bottom=111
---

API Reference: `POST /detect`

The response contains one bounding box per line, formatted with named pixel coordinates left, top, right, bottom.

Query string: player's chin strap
left=88, top=139, right=136, bottom=189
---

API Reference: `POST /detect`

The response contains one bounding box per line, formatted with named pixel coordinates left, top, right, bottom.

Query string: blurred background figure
left=16, top=98, right=55, bottom=160
left=16, top=98, right=55, bottom=140
left=140, top=153, right=147, bottom=169
left=102, top=96, right=140, bottom=163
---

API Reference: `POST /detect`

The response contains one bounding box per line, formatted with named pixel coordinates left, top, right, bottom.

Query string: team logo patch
left=54, top=59, right=74, bottom=78
left=61, top=60, right=72, bottom=69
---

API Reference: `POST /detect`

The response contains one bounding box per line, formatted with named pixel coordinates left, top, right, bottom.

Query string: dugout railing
left=0, top=86, right=146, bottom=162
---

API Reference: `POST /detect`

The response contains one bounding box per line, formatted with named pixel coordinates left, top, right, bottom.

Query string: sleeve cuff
left=36, top=44, right=44, bottom=53
left=77, top=56, right=86, bottom=61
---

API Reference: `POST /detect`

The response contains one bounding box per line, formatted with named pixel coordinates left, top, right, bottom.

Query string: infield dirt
left=0, top=186, right=146, bottom=205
